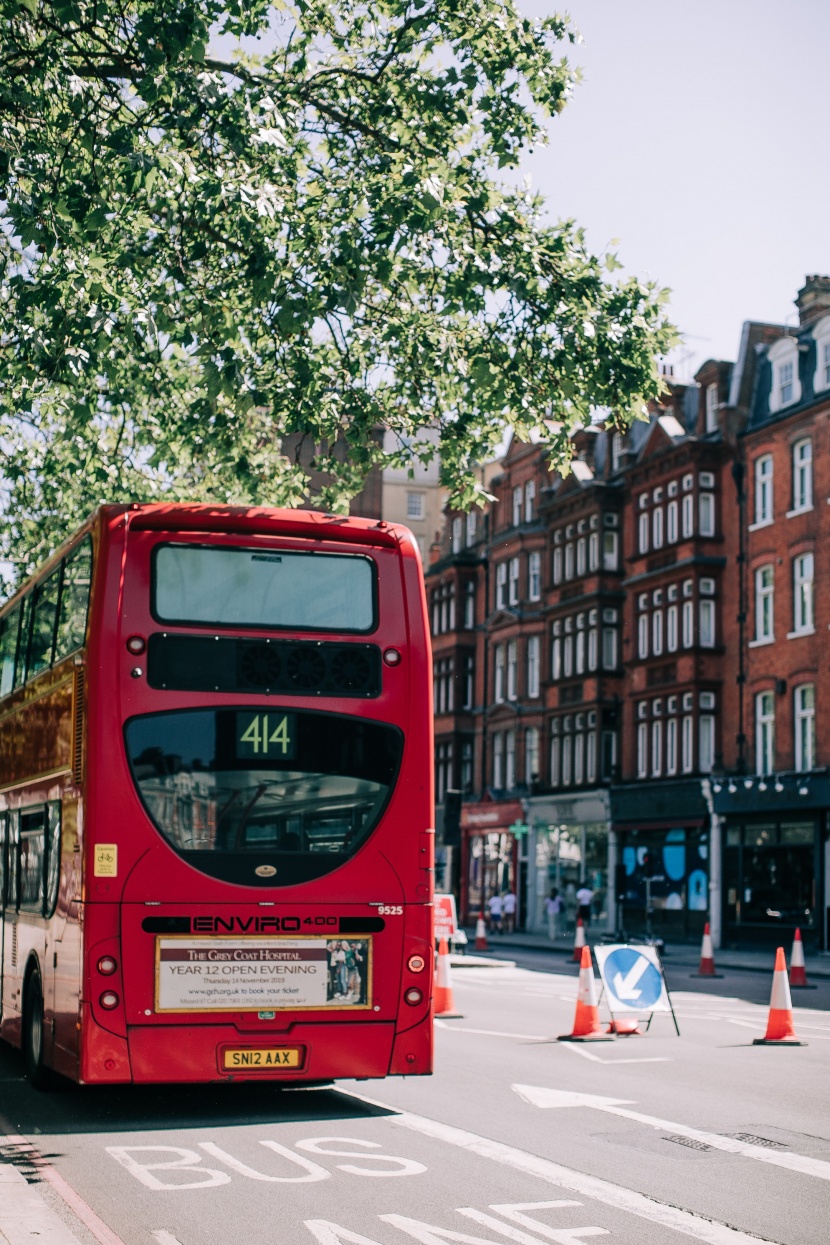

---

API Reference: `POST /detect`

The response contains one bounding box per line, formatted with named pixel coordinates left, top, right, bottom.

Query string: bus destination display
left=155, top=937, right=371, bottom=1012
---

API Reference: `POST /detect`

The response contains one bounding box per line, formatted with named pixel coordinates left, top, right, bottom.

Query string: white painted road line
left=152, top=1234, right=185, bottom=1245
left=512, top=1085, right=830, bottom=1182
left=344, top=1093, right=781, bottom=1245
left=0, top=1154, right=85, bottom=1245
left=558, top=1045, right=672, bottom=1065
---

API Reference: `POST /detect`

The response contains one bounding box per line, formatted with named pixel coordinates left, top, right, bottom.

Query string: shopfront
left=611, top=781, right=712, bottom=944
left=524, top=792, right=611, bottom=936
left=460, top=800, right=523, bottom=925
left=713, top=775, right=828, bottom=949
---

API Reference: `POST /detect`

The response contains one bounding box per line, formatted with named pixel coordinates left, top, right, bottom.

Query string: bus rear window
left=125, top=707, right=402, bottom=888
left=153, top=545, right=376, bottom=633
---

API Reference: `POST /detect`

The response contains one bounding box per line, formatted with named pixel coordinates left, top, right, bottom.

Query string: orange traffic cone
left=753, top=948, right=806, bottom=1046
left=570, top=918, right=586, bottom=963
left=558, top=946, right=613, bottom=1042
left=789, top=928, right=815, bottom=989
left=433, top=938, right=463, bottom=1018
left=474, top=914, right=488, bottom=951
left=607, top=1017, right=641, bottom=1035
left=690, top=922, right=723, bottom=978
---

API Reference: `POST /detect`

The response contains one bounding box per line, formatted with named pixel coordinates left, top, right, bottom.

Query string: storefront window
left=618, top=825, right=709, bottom=939
left=724, top=819, right=816, bottom=933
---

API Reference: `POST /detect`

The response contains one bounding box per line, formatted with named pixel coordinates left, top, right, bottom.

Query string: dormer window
left=813, top=315, right=830, bottom=393
left=768, top=337, right=802, bottom=413
left=705, top=383, right=719, bottom=433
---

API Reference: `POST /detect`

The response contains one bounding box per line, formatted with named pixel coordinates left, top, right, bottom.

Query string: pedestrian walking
left=545, top=888, right=563, bottom=940
left=575, top=882, right=594, bottom=928
left=502, top=889, right=517, bottom=933
left=487, top=892, right=503, bottom=934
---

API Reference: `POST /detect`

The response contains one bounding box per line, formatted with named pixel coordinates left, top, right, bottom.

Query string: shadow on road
left=0, top=1043, right=393, bottom=1137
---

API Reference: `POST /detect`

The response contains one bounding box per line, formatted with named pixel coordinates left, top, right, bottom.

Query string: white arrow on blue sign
left=594, top=944, right=670, bottom=1013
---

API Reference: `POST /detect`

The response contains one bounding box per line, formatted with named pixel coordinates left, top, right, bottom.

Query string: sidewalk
left=462, top=927, right=830, bottom=978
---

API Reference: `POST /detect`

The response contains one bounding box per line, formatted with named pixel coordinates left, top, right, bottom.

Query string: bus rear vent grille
left=147, top=634, right=382, bottom=699
left=72, top=668, right=85, bottom=784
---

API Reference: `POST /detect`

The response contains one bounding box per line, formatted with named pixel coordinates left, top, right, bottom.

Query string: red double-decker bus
left=0, top=505, right=434, bottom=1086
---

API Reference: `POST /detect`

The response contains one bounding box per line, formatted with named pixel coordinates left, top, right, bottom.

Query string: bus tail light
left=404, top=988, right=423, bottom=1006
left=407, top=955, right=426, bottom=973
left=99, top=991, right=120, bottom=1010
left=98, top=956, right=118, bottom=975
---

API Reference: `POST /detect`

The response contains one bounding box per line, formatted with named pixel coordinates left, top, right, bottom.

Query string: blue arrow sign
left=595, top=945, right=668, bottom=1012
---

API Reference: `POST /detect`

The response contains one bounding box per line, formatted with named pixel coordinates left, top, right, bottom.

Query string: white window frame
left=505, top=729, right=516, bottom=789
left=638, top=613, right=649, bottom=659
left=451, top=516, right=463, bottom=553
left=464, top=580, right=475, bottom=630
left=407, top=491, right=426, bottom=521
left=550, top=732, right=561, bottom=787
left=652, top=609, right=663, bottom=656
left=699, top=599, right=715, bottom=648
left=637, top=722, right=648, bottom=778
left=681, top=715, right=694, bottom=773
left=588, top=531, right=599, bottom=571
left=588, top=627, right=598, bottom=671
left=756, top=691, right=775, bottom=776
left=494, top=644, right=505, bottom=703
left=465, top=510, right=477, bottom=546
left=527, top=635, right=540, bottom=698
left=768, top=336, right=801, bottom=413
left=586, top=730, right=597, bottom=784
left=524, top=479, right=536, bottom=523
left=551, top=635, right=562, bottom=681
left=564, top=543, right=575, bottom=580
left=508, top=556, right=520, bottom=606
left=652, top=507, right=664, bottom=549
left=666, top=718, right=678, bottom=776
left=699, top=715, right=715, bottom=773
left=682, top=599, right=694, bottom=648
left=651, top=720, right=662, bottom=777
left=576, top=536, right=587, bottom=577
left=528, top=551, right=541, bottom=602
left=563, top=634, right=573, bottom=678
left=813, top=315, right=830, bottom=393
left=666, top=500, right=678, bottom=543
left=754, top=455, right=773, bottom=527
left=495, top=562, right=507, bottom=610
left=493, top=731, right=504, bottom=789
left=602, top=627, right=617, bottom=670
left=754, top=565, right=774, bottom=643
left=699, top=492, right=715, bottom=537
left=638, top=512, right=649, bottom=554
left=512, top=486, right=522, bottom=528
left=507, top=639, right=518, bottom=700
left=794, top=684, right=815, bottom=773
left=682, top=492, right=694, bottom=538
left=705, top=382, right=719, bottom=433
left=573, top=732, right=585, bottom=785
left=561, top=733, right=573, bottom=787
left=552, top=547, right=563, bottom=585
left=602, top=530, right=618, bottom=570
left=790, top=438, right=813, bottom=514
left=666, top=604, right=678, bottom=652
left=791, top=552, right=814, bottom=635
left=525, top=726, right=540, bottom=785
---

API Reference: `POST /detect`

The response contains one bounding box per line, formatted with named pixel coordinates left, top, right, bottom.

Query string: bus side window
left=27, top=568, right=61, bottom=681
left=0, top=608, right=18, bottom=698
left=13, top=595, right=32, bottom=691
left=45, top=802, right=62, bottom=917
left=18, top=808, right=47, bottom=914
left=55, top=538, right=93, bottom=661
left=0, top=812, right=6, bottom=911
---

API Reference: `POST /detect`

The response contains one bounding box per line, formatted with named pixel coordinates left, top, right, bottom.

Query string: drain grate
left=663, top=1134, right=712, bottom=1152
left=727, top=1133, right=788, bottom=1149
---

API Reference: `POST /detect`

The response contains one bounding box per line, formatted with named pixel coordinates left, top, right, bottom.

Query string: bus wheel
left=23, top=972, right=53, bottom=1091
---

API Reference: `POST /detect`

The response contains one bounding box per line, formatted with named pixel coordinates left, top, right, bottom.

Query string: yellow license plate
left=222, top=1047, right=302, bottom=1070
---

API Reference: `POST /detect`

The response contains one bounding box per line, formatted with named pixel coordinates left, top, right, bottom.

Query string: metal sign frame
left=594, top=943, right=680, bottom=1036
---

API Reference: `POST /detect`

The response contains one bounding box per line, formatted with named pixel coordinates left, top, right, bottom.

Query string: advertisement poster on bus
left=155, top=937, right=372, bottom=1012
left=433, top=893, right=458, bottom=943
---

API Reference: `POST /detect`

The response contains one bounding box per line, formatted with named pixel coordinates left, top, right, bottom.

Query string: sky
left=518, top=0, right=830, bottom=378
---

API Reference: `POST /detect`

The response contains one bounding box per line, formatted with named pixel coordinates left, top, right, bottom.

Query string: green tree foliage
left=1, top=0, right=674, bottom=570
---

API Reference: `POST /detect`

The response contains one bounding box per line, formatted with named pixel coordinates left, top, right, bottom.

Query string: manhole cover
left=726, top=1133, right=788, bottom=1149
left=663, top=1134, right=712, bottom=1152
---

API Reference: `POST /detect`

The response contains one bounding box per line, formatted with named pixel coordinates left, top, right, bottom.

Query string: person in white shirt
left=575, top=883, right=594, bottom=926
left=502, top=889, right=517, bottom=933
left=487, top=892, right=503, bottom=933
left=545, top=888, right=563, bottom=939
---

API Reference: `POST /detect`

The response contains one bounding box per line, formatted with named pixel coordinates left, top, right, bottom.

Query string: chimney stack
left=795, top=275, right=830, bottom=328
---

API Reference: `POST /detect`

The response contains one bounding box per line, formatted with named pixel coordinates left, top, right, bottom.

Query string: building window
left=527, top=635, right=540, bottom=698
left=705, top=383, right=719, bottom=433
left=611, top=432, right=624, bottom=473
left=602, top=626, right=617, bottom=670
left=756, top=691, right=775, bottom=775
left=576, top=537, right=587, bottom=576
left=602, top=530, right=618, bottom=570
left=601, top=729, right=617, bottom=780
left=525, top=727, right=540, bottom=785
left=794, top=684, right=816, bottom=772
left=681, top=715, right=694, bottom=773
left=561, top=732, right=573, bottom=786
left=407, top=491, right=426, bottom=521
left=652, top=507, right=664, bottom=549
left=462, top=654, right=475, bottom=710
left=666, top=604, right=678, bottom=652
left=666, top=718, right=678, bottom=775
left=638, top=512, right=649, bottom=555
left=588, top=531, right=599, bottom=571
left=699, top=492, right=715, bottom=537
left=682, top=599, right=694, bottom=648
left=755, top=565, right=774, bottom=642
left=512, top=486, right=522, bottom=528
left=452, top=517, right=463, bottom=553
left=563, top=633, right=573, bottom=678
left=667, top=500, right=678, bottom=543
left=551, top=633, right=562, bottom=681
left=699, top=599, right=715, bottom=648
left=464, top=580, right=476, bottom=629
left=792, top=438, right=813, bottom=512
left=564, top=543, right=575, bottom=580
left=637, top=722, right=648, bottom=778
left=651, top=720, right=662, bottom=777
left=588, top=627, right=598, bottom=671
left=431, top=583, right=455, bottom=635
left=435, top=741, right=452, bottom=802
left=652, top=609, right=663, bottom=656
left=793, top=552, right=814, bottom=634
left=813, top=318, right=830, bottom=392
left=493, top=731, right=504, bottom=788
left=508, top=557, right=520, bottom=606
left=754, top=455, right=773, bottom=525
left=434, top=657, right=454, bottom=714
left=638, top=613, right=649, bottom=659
left=465, top=510, right=477, bottom=546
left=550, top=728, right=561, bottom=787
left=524, top=480, right=536, bottom=523
left=494, top=645, right=505, bottom=703
left=552, top=547, right=563, bottom=585
left=505, top=729, right=516, bottom=789
left=461, top=739, right=474, bottom=792
left=573, top=732, right=585, bottom=785
left=586, top=731, right=597, bottom=784
left=682, top=493, right=694, bottom=538
left=495, top=562, right=507, bottom=610
left=699, top=715, right=715, bottom=773
left=528, top=551, right=541, bottom=602
left=507, top=639, right=518, bottom=700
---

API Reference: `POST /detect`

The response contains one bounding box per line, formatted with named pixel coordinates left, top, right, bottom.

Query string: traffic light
left=443, top=789, right=462, bottom=847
